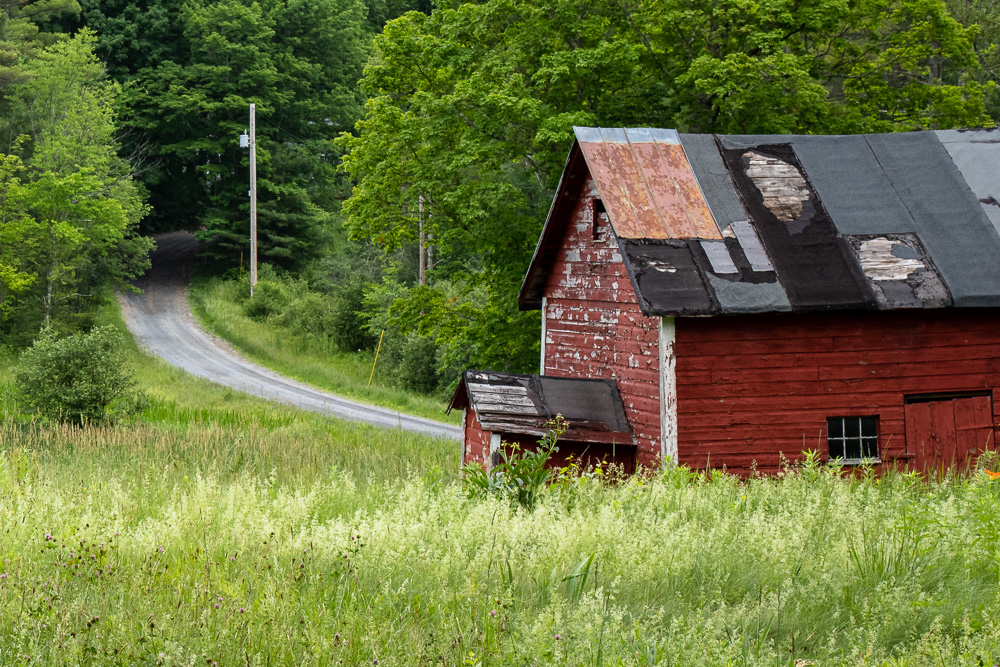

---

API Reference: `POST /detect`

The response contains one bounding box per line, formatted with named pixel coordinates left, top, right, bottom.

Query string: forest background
left=0, top=0, right=998, bottom=398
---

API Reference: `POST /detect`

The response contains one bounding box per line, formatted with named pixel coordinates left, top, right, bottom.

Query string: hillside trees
left=339, top=0, right=994, bottom=380
left=75, top=0, right=373, bottom=270
left=0, top=31, right=151, bottom=341
left=0, top=0, right=80, bottom=89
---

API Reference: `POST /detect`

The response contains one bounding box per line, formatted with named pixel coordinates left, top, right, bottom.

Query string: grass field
left=4, top=306, right=1000, bottom=665
left=189, top=278, right=460, bottom=425
left=2, top=429, right=1000, bottom=666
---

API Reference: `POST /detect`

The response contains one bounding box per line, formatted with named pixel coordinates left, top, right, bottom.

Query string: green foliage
left=0, top=31, right=152, bottom=340
left=394, top=332, right=438, bottom=393
left=339, top=0, right=993, bottom=378
left=235, top=263, right=378, bottom=353
left=327, top=276, right=377, bottom=352
left=69, top=0, right=186, bottom=79
left=360, top=276, right=496, bottom=392
left=464, top=417, right=567, bottom=510
left=0, top=0, right=81, bottom=90
left=116, top=0, right=371, bottom=269
left=12, top=325, right=146, bottom=423
left=946, top=0, right=1000, bottom=123
left=190, top=276, right=458, bottom=423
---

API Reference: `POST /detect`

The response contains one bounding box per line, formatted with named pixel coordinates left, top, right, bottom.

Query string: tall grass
left=5, top=305, right=1000, bottom=665
left=190, top=278, right=459, bottom=424
left=1, top=446, right=1000, bottom=666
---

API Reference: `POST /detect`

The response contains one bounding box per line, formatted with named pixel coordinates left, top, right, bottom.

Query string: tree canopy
left=69, top=0, right=374, bottom=270
left=338, top=0, right=995, bottom=376
left=1, top=0, right=997, bottom=387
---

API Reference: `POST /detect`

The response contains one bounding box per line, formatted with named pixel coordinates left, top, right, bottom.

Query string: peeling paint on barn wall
left=659, top=317, right=677, bottom=464
left=462, top=408, right=491, bottom=467
left=541, top=174, right=664, bottom=465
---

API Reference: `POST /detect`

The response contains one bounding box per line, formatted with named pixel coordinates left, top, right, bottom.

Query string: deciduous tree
left=339, top=0, right=993, bottom=375
left=0, top=31, right=151, bottom=337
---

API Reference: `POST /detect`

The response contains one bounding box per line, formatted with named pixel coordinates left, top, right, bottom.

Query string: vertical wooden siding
left=675, top=310, right=1000, bottom=475
left=542, top=176, right=663, bottom=465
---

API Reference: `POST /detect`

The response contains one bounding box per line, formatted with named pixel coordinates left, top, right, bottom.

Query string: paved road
left=119, top=231, right=462, bottom=441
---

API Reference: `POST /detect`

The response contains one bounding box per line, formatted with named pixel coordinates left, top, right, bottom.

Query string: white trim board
left=489, top=433, right=501, bottom=470
left=659, top=317, right=678, bottom=465
left=460, top=409, right=468, bottom=467
left=540, top=296, right=548, bottom=374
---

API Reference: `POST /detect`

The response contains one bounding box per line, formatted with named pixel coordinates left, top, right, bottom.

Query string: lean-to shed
left=456, top=127, right=1000, bottom=476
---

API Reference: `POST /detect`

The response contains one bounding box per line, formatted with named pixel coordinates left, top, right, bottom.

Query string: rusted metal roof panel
left=574, top=126, right=722, bottom=241
left=448, top=370, right=631, bottom=441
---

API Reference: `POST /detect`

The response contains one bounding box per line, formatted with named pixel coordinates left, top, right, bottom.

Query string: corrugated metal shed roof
left=520, top=127, right=1000, bottom=316
left=448, top=370, right=632, bottom=441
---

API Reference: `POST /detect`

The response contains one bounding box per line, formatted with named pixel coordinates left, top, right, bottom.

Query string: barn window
left=592, top=198, right=609, bottom=240
left=827, top=416, right=879, bottom=463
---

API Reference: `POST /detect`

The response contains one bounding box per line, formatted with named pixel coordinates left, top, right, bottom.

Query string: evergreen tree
left=103, top=0, right=372, bottom=269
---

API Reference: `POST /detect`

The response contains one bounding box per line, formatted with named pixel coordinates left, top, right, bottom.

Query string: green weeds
left=0, top=433, right=997, bottom=665
left=463, top=417, right=566, bottom=510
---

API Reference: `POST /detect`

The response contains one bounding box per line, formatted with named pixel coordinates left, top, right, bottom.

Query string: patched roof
left=519, top=127, right=1000, bottom=315
left=448, top=370, right=633, bottom=442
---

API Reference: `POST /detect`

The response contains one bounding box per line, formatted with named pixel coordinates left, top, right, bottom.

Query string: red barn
left=450, top=127, right=1000, bottom=476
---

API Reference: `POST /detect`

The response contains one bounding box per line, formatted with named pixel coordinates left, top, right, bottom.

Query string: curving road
left=119, top=231, right=461, bottom=441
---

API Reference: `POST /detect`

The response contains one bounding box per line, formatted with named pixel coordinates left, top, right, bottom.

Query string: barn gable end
left=538, top=172, right=664, bottom=466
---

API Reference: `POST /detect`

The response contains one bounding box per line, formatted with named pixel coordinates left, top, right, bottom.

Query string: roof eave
left=445, top=372, right=471, bottom=414
left=517, top=141, right=587, bottom=310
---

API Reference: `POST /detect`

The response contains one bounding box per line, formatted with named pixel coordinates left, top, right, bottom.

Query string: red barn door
left=904, top=394, right=995, bottom=476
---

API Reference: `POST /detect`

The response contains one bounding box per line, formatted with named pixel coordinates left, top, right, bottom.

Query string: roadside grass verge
left=1, top=442, right=1000, bottom=665
left=0, top=303, right=457, bottom=485
left=189, top=277, right=459, bottom=425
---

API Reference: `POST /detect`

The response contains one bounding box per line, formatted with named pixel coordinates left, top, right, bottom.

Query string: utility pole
left=418, top=192, right=425, bottom=286
left=249, top=103, right=258, bottom=297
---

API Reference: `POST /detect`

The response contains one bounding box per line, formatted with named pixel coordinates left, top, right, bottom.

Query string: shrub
left=464, top=416, right=567, bottom=509
left=242, top=277, right=290, bottom=322
left=397, top=333, right=439, bottom=393
left=12, top=326, right=147, bottom=424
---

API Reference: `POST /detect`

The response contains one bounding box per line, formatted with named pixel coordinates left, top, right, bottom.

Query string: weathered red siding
left=542, top=177, right=662, bottom=466
left=676, top=310, right=1000, bottom=475
left=463, top=409, right=490, bottom=468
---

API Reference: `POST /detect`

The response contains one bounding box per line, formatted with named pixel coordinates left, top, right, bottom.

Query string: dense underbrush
left=1, top=431, right=999, bottom=666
